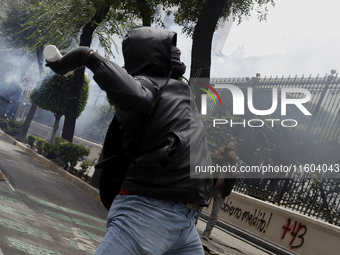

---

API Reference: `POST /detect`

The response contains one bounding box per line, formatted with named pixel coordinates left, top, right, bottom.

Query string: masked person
left=202, top=142, right=239, bottom=240
left=46, top=27, right=213, bottom=255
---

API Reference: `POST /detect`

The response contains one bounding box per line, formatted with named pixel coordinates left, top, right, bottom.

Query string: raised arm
left=45, top=47, right=154, bottom=117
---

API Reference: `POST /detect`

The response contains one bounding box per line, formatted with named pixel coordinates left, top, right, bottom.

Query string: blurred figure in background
left=202, top=142, right=239, bottom=240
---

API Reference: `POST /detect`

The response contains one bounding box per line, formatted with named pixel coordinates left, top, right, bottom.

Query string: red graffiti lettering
left=281, top=218, right=307, bottom=249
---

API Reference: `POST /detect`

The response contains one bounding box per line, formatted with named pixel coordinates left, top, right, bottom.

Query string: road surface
left=0, top=135, right=108, bottom=255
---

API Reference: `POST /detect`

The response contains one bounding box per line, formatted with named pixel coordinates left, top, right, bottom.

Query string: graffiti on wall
left=221, top=197, right=272, bottom=233
left=281, top=218, right=307, bottom=249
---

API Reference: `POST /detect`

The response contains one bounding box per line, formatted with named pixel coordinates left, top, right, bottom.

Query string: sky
left=88, top=0, right=340, bottom=81
left=211, top=0, right=340, bottom=78
left=88, top=0, right=340, bottom=103
left=56, top=0, right=340, bottom=106
left=5, top=0, right=338, bottom=89
left=159, top=0, right=340, bottom=79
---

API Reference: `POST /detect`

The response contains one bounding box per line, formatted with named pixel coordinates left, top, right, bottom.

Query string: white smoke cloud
left=213, top=0, right=340, bottom=77
left=66, top=0, right=340, bottom=140
left=1, top=43, right=35, bottom=93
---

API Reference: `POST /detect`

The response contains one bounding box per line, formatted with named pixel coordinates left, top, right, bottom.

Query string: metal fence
left=208, top=71, right=340, bottom=142
left=201, top=71, right=340, bottom=226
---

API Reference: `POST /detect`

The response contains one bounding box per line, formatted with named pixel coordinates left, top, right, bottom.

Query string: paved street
left=0, top=133, right=274, bottom=255
left=0, top=135, right=108, bottom=255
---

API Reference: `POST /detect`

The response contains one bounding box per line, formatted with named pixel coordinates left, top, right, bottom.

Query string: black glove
left=45, top=46, right=93, bottom=75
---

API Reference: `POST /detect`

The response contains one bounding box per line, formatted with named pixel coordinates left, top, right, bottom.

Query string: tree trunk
left=62, top=6, right=111, bottom=142
left=62, top=67, right=84, bottom=142
left=50, top=112, right=62, bottom=143
left=190, top=0, right=228, bottom=112
left=136, top=0, right=152, bottom=26
left=17, top=46, right=44, bottom=142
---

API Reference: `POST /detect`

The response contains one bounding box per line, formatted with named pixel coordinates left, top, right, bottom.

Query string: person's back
left=46, top=27, right=213, bottom=254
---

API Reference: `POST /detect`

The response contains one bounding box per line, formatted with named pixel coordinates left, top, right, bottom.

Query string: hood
left=122, top=27, right=177, bottom=77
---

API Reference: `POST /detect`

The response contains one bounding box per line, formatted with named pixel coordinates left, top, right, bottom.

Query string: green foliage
left=23, top=0, right=94, bottom=51
left=173, top=0, right=275, bottom=36
left=58, top=142, right=90, bottom=169
left=0, top=0, right=39, bottom=51
left=13, top=0, right=135, bottom=56
left=0, top=0, right=276, bottom=58
left=36, top=138, right=48, bottom=154
left=0, top=119, right=8, bottom=130
left=79, top=158, right=96, bottom=175
left=30, top=69, right=89, bottom=119
left=27, top=135, right=36, bottom=148
left=42, top=142, right=59, bottom=159
left=6, top=126, right=21, bottom=136
left=8, top=119, right=23, bottom=129
left=42, top=136, right=90, bottom=169
left=3, top=120, right=24, bottom=136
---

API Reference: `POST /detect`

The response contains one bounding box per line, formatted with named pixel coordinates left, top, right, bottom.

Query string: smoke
left=74, top=35, right=120, bottom=142
left=211, top=0, right=340, bottom=78
left=0, top=38, right=35, bottom=94
left=4, top=69, right=21, bottom=86
left=0, top=37, right=36, bottom=118
left=4, top=0, right=338, bottom=148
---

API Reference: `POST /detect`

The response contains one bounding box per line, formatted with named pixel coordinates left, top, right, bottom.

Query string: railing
left=201, top=71, right=340, bottom=226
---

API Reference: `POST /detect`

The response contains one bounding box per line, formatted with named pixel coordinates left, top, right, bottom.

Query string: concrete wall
left=72, top=136, right=102, bottom=161
left=28, top=121, right=53, bottom=142
left=203, top=192, right=340, bottom=255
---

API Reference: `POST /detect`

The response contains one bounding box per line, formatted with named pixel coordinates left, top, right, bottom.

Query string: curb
left=200, top=211, right=294, bottom=255
left=0, top=170, right=6, bottom=181
left=0, top=130, right=102, bottom=205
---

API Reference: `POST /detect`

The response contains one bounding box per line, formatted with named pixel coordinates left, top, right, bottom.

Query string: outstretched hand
left=45, top=46, right=93, bottom=75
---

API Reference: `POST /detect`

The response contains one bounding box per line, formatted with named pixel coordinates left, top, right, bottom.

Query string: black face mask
left=171, top=46, right=186, bottom=79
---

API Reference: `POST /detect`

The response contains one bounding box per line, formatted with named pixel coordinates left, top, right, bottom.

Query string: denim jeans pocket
left=140, top=196, right=178, bottom=210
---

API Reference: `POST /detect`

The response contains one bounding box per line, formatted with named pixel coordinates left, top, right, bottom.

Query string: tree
left=0, top=0, right=40, bottom=51
left=21, top=0, right=132, bottom=56
left=30, top=70, right=89, bottom=143
left=173, top=0, right=274, bottom=78
left=59, top=0, right=174, bottom=141
left=173, top=0, right=275, bottom=110
left=20, top=0, right=136, bottom=141
left=20, top=0, right=175, bottom=142
left=0, top=0, right=48, bottom=142
left=14, top=0, right=276, bottom=142
left=120, top=0, right=175, bottom=26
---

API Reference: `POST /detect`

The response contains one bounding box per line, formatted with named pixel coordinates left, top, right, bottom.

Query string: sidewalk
left=196, top=219, right=271, bottom=255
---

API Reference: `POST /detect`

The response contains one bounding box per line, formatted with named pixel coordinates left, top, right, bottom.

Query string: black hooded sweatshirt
left=87, top=27, right=213, bottom=209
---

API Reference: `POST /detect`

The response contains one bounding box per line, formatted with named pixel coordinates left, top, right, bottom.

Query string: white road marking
left=5, top=178, right=15, bottom=192
left=0, top=170, right=14, bottom=192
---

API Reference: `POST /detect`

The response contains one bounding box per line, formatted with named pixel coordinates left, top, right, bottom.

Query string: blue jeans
left=94, top=195, right=204, bottom=255
left=202, top=186, right=224, bottom=237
